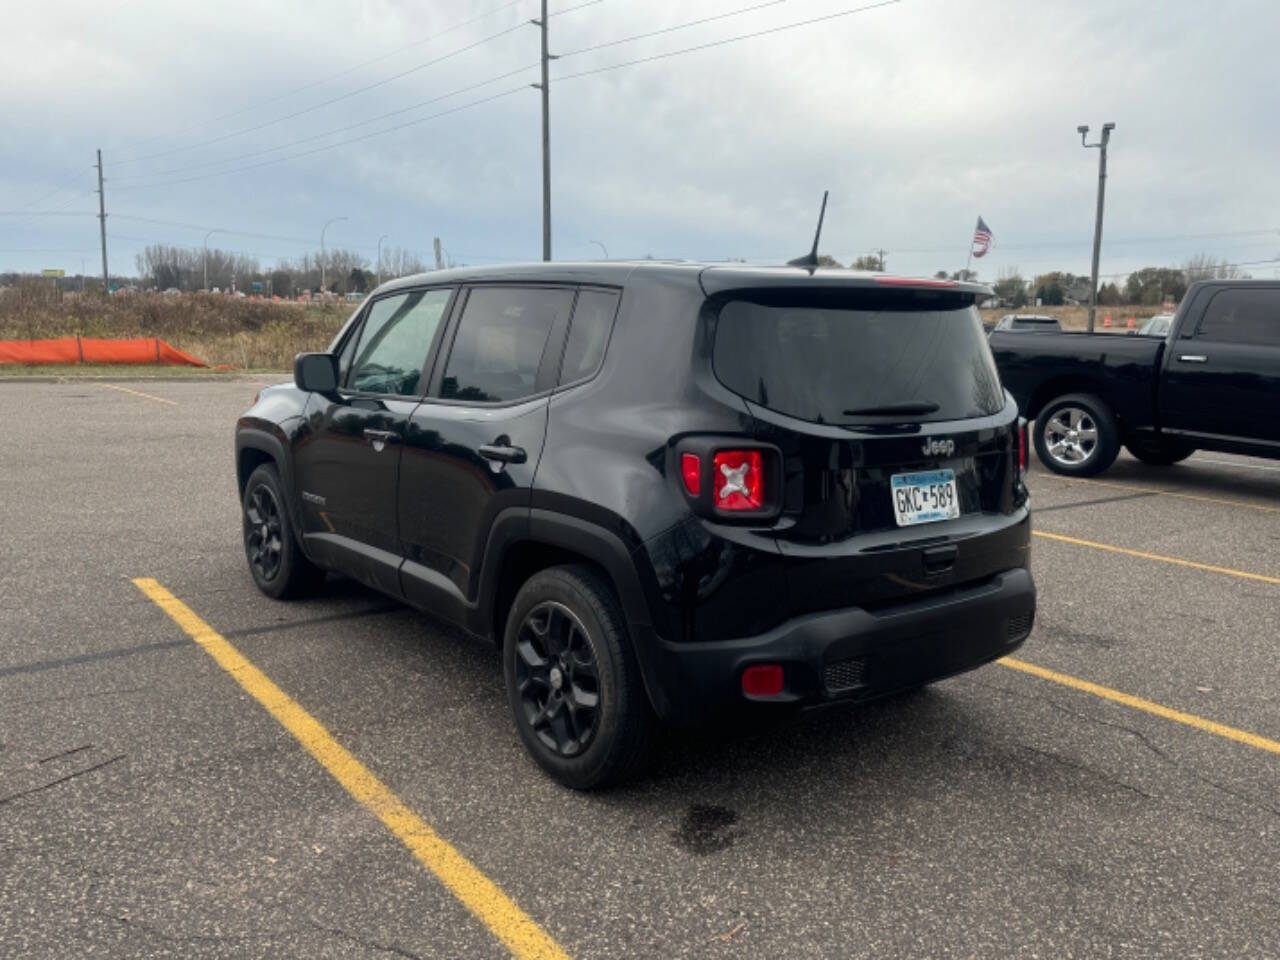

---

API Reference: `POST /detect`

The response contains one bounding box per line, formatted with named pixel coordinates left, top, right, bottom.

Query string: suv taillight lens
left=713, top=450, right=764, bottom=511
left=1016, top=417, right=1029, bottom=476
left=681, top=452, right=701, bottom=496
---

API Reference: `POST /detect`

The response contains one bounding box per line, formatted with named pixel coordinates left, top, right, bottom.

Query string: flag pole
left=964, top=216, right=976, bottom=276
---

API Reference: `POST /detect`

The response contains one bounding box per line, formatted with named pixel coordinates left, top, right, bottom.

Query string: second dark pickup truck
left=990, top=280, right=1280, bottom=475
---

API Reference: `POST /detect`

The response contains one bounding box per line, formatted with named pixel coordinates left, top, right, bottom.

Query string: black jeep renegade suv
left=236, top=262, right=1035, bottom=788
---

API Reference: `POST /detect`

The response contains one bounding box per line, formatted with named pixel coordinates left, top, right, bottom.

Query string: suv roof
left=374, top=261, right=993, bottom=299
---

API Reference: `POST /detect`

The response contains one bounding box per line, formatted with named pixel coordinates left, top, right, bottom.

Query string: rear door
left=1161, top=286, right=1280, bottom=445
left=397, top=284, right=574, bottom=614
left=710, top=285, right=1024, bottom=618
left=293, top=286, right=453, bottom=595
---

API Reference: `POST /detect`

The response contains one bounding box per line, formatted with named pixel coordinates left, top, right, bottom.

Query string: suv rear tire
left=503, top=564, right=653, bottom=790
left=1033, top=393, right=1120, bottom=477
left=242, top=462, right=324, bottom=599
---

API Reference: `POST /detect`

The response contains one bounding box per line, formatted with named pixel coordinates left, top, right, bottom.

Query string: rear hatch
left=704, top=272, right=1027, bottom=619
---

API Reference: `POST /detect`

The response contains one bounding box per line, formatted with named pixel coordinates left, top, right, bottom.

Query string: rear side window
left=440, top=286, right=572, bottom=403
left=559, top=289, right=619, bottom=385
left=713, top=294, right=1004, bottom=424
left=1196, top=289, right=1280, bottom=346
left=348, top=288, right=452, bottom=396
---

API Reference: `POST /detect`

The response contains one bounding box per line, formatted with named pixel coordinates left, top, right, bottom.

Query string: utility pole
left=433, top=237, right=444, bottom=271
left=1078, top=122, right=1115, bottom=332
left=531, top=1, right=552, bottom=261
left=377, top=234, right=388, bottom=287
left=320, top=216, right=347, bottom=295
left=95, top=149, right=108, bottom=292
left=873, top=248, right=887, bottom=271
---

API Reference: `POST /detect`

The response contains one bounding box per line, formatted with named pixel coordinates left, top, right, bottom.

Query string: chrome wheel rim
left=513, top=601, right=600, bottom=757
left=243, top=484, right=284, bottom=582
left=1044, top=406, right=1099, bottom=468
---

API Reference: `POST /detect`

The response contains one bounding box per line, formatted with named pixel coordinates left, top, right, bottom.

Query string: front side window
left=440, top=286, right=571, bottom=403
left=1196, top=289, right=1280, bottom=346
left=348, top=288, right=452, bottom=396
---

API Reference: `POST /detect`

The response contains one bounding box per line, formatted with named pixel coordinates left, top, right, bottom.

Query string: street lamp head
left=1077, top=125, right=1089, bottom=135
left=1102, top=122, right=1116, bottom=132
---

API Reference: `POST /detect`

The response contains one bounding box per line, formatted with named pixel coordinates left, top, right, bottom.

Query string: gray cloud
left=3, top=0, right=1278, bottom=281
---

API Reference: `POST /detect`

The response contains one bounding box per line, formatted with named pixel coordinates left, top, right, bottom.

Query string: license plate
left=890, top=470, right=960, bottom=526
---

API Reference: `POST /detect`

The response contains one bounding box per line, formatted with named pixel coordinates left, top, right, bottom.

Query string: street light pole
left=202, top=228, right=223, bottom=292
left=320, top=216, right=347, bottom=295
left=1078, top=122, right=1115, bottom=333
left=377, top=234, right=389, bottom=287
left=589, top=240, right=608, bottom=259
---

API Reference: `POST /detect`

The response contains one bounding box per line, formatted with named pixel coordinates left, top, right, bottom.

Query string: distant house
left=1063, top=279, right=1093, bottom=304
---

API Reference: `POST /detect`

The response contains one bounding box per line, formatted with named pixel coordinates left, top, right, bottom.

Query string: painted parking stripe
left=1032, top=472, right=1280, bottom=514
left=1032, top=530, right=1280, bottom=586
left=1000, top=656, right=1280, bottom=756
left=101, top=383, right=178, bottom=405
left=132, top=577, right=571, bottom=960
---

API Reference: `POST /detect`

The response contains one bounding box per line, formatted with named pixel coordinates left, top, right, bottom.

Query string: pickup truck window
left=1196, top=288, right=1280, bottom=346
left=348, top=288, right=452, bottom=396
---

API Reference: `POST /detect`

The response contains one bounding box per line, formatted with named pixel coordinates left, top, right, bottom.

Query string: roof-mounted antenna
left=787, top=190, right=829, bottom=270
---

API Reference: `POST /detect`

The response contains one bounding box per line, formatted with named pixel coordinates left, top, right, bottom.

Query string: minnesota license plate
left=890, top=470, right=960, bottom=526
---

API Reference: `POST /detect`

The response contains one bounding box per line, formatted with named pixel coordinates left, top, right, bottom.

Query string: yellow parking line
left=132, top=577, right=570, bottom=960
left=101, top=383, right=178, bottom=406
left=999, top=657, right=1280, bottom=756
left=1032, top=530, right=1280, bottom=586
left=1034, top=472, right=1280, bottom=514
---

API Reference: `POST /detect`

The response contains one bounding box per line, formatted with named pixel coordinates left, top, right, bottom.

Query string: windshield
left=713, top=294, right=1005, bottom=424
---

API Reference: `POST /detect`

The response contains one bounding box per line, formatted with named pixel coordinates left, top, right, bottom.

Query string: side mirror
left=294, top=352, right=339, bottom=394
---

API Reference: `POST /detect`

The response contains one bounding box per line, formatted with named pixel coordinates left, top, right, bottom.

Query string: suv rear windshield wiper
left=842, top=400, right=940, bottom=416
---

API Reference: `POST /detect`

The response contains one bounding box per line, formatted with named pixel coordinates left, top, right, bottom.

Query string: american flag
left=971, top=216, right=993, bottom=258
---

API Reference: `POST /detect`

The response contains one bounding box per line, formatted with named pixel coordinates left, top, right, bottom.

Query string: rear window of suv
left=713, top=292, right=1004, bottom=424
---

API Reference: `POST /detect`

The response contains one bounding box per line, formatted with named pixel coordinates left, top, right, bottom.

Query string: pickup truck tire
left=1033, top=394, right=1120, bottom=477
left=503, top=564, right=654, bottom=790
left=1125, top=439, right=1195, bottom=466
left=242, top=462, right=325, bottom=599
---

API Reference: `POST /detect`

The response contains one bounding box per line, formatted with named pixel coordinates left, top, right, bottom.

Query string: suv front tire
left=242, top=462, right=324, bottom=599
left=503, top=565, right=653, bottom=790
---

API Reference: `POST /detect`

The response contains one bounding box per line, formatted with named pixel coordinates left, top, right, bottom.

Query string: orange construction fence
left=0, top=336, right=206, bottom=367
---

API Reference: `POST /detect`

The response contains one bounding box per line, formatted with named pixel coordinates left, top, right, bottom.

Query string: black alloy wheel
left=513, top=601, right=601, bottom=757
left=244, top=483, right=284, bottom=584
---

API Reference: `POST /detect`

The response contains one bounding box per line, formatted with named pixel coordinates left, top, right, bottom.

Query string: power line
left=112, top=0, right=531, bottom=157
left=110, top=0, right=899, bottom=193
left=114, top=0, right=602, bottom=168
left=554, top=0, right=901, bottom=82
left=113, top=0, right=803, bottom=186
left=8, top=167, right=94, bottom=211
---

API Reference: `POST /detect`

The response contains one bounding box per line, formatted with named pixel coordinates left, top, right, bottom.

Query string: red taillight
left=742, top=664, right=784, bottom=697
left=1017, top=418, right=1029, bottom=473
left=713, top=449, right=764, bottom=511
left=680, top=452, right=701, bottom=496
left=874, top=275, right=958, bottom=288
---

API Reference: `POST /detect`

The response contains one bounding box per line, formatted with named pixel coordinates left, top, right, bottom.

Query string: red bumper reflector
left=681, top=452, right=701, bottom=496
left=742, top=664, right=784, bottom=697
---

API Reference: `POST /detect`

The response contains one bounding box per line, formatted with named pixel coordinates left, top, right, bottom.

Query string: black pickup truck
left=990, top=280, right=1280, bottom=475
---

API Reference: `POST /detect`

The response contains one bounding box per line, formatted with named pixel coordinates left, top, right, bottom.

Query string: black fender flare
left=235, top=425, right=306, bottom=548
left=476, top=508, right=676, bottom=721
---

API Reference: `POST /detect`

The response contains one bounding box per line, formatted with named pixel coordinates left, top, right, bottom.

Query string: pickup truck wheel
left=503, top=565, right=653, bottom=790
left=1033, top=394, right=1120, bottom=477
left=1125, top=439, right=1195, bottom=466
left=242, top=463, right=324, bottom=599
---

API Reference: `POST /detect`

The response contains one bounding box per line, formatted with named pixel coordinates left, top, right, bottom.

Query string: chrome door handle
left=1177, top=354, right=1208, bottom=363
left=477, top=443, right=527, bottom=464
left=362, top=428, right=400, bottom=445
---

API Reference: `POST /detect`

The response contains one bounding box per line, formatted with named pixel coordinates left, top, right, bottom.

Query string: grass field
left=0, top=283, right=351, bottom=369
left=978, top=304, right=1167, bottom=331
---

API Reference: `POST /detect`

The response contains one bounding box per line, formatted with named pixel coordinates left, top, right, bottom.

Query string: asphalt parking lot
left=2, top=377, right=1277, bottom=959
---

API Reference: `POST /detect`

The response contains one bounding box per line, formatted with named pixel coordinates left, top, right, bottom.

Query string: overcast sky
left=3, top=0, right=1279, bottom=282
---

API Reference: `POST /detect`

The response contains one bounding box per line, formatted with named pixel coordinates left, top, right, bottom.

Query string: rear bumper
left=644, top=567, right=1035, bottom=724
